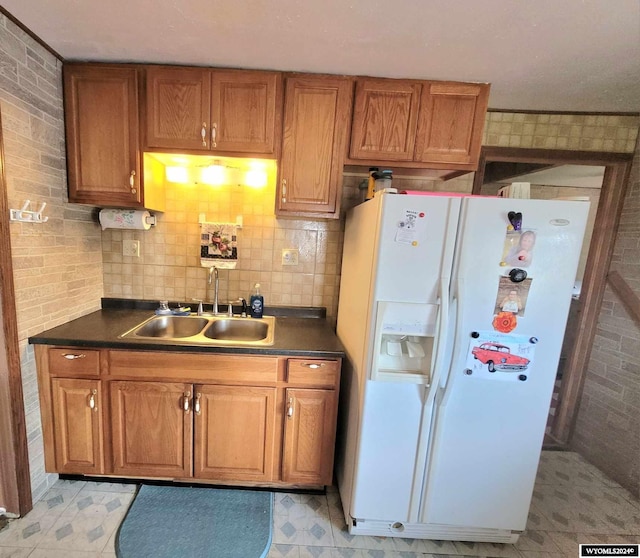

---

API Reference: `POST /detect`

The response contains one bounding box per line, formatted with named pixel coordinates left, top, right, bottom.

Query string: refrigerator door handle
left=431, top=274, right=452, bottom=391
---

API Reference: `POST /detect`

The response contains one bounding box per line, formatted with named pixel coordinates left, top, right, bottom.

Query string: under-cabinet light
left=200, top=164, right=227, bottom=186
left=242, top=161, right=269, bottom=188
left=165, top=166, right=189, bottom=183
left=243, top=169, right=268, bottom=188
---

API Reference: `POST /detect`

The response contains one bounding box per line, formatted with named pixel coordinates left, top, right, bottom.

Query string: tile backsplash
left=102, top=173, right=346, bottom=317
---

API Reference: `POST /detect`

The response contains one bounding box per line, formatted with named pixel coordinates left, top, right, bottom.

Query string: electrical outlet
left=123, top=239, right=140, bottom=257
left=281, top=248, right=299, bottom=266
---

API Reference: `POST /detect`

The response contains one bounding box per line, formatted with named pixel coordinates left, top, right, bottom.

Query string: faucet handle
left=227, top=298, right=248, bottom=318
left=191, top=298, right=204, bottom=316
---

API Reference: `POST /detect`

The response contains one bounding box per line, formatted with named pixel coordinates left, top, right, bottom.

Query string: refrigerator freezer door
left=339, top=192, right=461, bottom=525
left=420, top=197, right=589, bottom=531
left=351, top=381, right=428, bottom=522
left=373, top=193, right=461, bottom=304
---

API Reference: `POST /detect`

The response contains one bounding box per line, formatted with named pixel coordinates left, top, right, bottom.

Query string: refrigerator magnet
left=492, top=311, right=518, bottom=333
left=395, top=209, right=426, bottom=245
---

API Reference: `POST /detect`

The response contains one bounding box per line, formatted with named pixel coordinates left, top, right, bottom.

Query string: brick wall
left=570, top=136, right=640, bottom=497
left=0, top=14, right=104, bottom=502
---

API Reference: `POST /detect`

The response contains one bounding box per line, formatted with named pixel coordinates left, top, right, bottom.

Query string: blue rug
left=116, top=485, right=273, bottom=558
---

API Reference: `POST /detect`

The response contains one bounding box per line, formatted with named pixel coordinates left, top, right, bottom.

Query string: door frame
left=0, top=109, right=32, bottom=515
left=472, top=146, right=634, bottom=445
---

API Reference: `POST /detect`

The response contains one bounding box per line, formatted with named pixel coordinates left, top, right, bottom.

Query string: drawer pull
left=183, top=392, right=191, bottom=413
left=286, top=397, right=294, bottom=419
left=88, top=389, right=97, bottom=411
left=194, top=392, right=202, bottom=415
left=301, top=362, right=324, bottom=369
left=62, top=353, right=86, bottom=360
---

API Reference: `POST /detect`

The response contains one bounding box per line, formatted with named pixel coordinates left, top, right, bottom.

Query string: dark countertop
left=28, top=305, right=345, bottom=358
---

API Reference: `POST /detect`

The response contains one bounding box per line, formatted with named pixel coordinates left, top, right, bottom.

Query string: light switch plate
left=123, top=239, right=140, bottom=257
left=282, top=248, right=299, bottom=266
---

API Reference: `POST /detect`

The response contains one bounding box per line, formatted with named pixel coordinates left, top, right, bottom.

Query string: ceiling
left=2, top=0, right=639, bottom=113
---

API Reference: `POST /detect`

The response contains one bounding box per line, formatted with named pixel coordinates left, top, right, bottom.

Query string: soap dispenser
left=250, top=283, right=264, bottom=318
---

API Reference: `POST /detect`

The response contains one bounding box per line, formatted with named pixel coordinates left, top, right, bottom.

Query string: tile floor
left=1, top=451, right=639, bottom=558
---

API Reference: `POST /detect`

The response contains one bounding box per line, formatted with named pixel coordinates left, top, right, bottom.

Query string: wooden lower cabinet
left=51, top=378, right=104, bottom=474
left=194, top=385, right=276, bottom=482
left=282, top=388, right=337, bottom=485
left=36, top=345, right=341, bottom=488
left=110, top=381, right=193, bottom=478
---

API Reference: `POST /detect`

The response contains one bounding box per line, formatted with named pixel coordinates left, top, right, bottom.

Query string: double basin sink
left=119, top=314, right=275, bottom=346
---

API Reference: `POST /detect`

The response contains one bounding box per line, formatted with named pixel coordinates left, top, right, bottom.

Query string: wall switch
left=281, top=248, right=299, bottom=266
left=123, top=239, right=140, bottom=257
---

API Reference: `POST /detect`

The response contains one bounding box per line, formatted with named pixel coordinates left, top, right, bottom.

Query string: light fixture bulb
left=244, top=168, right=268, bottom=188
left=165, top=166, right=189, bottom=183
left=200, top=164, right=227, bottom=186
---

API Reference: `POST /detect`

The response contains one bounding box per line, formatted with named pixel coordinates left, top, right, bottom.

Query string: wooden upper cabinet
left=414, top=82, right=490, bottom=167
left=348, top=78, right=490, bottom=170
left=64, top=64, right=143, bottom=207
left=144, top=67, right=211, bottom=151
left=349, top=79, right=422, bottom=161
left=144, top=67, right=282, bottom=156
left=211, top=70, right=280, bottom=154
left=277, top=75, right=353, bottom=219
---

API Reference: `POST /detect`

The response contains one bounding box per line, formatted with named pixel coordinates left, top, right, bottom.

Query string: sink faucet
left=208, top=266, right=219, bottom=315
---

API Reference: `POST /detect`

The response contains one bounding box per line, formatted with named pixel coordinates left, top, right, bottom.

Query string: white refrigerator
left=335, top=190, right=589, bottom=543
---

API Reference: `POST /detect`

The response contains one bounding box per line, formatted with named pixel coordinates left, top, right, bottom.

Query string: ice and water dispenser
left=371, top=302, right=437, bottom=384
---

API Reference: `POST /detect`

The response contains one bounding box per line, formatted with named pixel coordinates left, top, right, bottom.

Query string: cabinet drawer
left=286, top=359, right=340, bottom=388
left=108, top=350, right=278, bottom=384
left=48, top=348, right=101, bottom=377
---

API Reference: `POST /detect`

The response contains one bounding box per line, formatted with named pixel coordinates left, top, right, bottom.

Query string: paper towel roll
left=99, top=209, right=153, bottom=231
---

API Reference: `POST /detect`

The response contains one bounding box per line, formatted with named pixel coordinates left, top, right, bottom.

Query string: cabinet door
left=349, top=78, right=421, bottom=161
left=211, top=70, right=281, bottom=155
left=414, top=82, right=490, bottom=167
left=277, top=75, right=353, bottom=219
left=144, top=66, right=211, bottom=150
left=282, top=388, right=337, bottom=485
left=64, top=65, right=141, bottom=206
left=194, top=385, right=276, bottom=482
left=110, top=381, right=192, bottom=477
left=51, top=378, right=103, bottom=474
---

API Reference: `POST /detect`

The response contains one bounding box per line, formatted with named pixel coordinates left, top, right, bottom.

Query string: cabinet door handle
left=286, top=397, right=294, bottom=419
left=301, top=362, right=324, bottom=369
left=211, top=123, right=217, bottom=148
left=281, top=179, right=287, bottom=203
left=183, top=391, right=191, bottom=413
left=194, top=392, right=202, bottom=415
left=129, top=170, right=137, bottom=195
left=62, top=353, right=86, bottom=360
left=88, top=389, right=97, bottom=411
left=201, top=123, right=208, bottom=147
